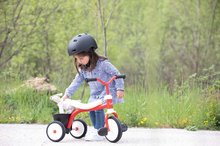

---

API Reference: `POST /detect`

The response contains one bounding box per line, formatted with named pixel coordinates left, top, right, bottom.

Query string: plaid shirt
left=65, top=59, right=124, bottom=104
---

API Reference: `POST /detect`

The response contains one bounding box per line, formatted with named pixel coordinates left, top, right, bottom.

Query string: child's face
left=75, top=55, right=90, bottom=65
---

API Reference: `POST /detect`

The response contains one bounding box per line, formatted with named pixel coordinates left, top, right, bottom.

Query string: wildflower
left=142, top=117, right=147, bottom=122
left=155, top=122, right=159, bottom=126
left=138, top=117, right=148, bottom=126
left=178, top=118, right=189, bottom=127
left=203, top=120, right=208, bottom=126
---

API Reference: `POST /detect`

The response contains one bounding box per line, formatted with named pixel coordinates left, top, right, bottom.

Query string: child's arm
left=64, top=72, right=84, bottom=99
left=102, top=60, right=124, bottom=91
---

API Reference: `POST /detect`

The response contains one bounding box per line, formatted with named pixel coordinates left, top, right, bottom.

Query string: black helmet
left=67, top=33, right=98, bottom=56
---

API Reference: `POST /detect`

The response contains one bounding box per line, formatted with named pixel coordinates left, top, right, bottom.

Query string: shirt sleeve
left=102, top=60, right=124, bottom=91
left=64, top=72, right=84, bottom=98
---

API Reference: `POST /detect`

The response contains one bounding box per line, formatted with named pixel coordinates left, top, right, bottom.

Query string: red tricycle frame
left=67, top=75, right=119, bottom=130
left=46, top=74, right=127, bottom=143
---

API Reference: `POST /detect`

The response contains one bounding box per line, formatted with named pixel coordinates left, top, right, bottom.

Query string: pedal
left=98, top=127, right=108, bottom=136
left=121, top=123, right=128, bottom=132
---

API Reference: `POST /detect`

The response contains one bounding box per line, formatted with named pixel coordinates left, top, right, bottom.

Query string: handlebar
left=85, top=74, right=126, bottom=83
left=85, top=78, right=97, bottom=82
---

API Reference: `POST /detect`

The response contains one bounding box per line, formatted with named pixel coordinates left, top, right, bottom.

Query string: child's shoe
left=84, top=128, right=104, bottom=141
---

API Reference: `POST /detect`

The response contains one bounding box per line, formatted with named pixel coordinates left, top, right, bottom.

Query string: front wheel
left=70, top=119, right=87, bottom=139
left=105, top=116, right=123, bottom=143
left=46, top=121, right=65, bottom=142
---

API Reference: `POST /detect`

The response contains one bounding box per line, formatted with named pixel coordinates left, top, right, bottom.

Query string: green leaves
left=0, top=0, right=220, bottom=96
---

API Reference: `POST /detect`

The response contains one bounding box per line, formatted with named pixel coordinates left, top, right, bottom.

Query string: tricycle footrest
left=98, top=127, right=108, bottom=136
left=121, top=123, right=128, bottom=132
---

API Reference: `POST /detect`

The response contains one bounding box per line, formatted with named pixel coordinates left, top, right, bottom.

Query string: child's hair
left=74, top=49, right=107, bottom=73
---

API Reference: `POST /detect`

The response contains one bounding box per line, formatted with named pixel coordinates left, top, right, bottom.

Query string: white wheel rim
left=70, top=121, right=85, bottom=137
left=106, top=119, right=119, bottom=141
left=47, top=123, right=63, bottom=141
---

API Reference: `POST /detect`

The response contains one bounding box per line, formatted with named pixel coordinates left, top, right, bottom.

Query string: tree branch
left=97, top=0, right=107, bottom=56
left=105, top=0, right=117, bottom=28
left=0, top=49, right=19, bottom=68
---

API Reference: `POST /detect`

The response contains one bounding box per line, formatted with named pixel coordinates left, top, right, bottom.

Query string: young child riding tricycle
left=46, top=75, right=127, bottom=143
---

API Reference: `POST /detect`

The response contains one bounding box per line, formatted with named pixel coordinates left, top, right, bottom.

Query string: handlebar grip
left=115, top=74, right=126, bottom=79
left=85, top=78, right=97, bottom=82
left=86, top=74, right=126, bottom=82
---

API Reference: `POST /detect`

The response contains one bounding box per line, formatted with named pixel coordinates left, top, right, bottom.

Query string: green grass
left=0, top=78, right=219, bottom=130
left=0, top=87, right=55, bottom=123
left=115, top=86, right=219, bottom=130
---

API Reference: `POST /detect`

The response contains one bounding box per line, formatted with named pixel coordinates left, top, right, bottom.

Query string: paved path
left=0, top=124, right=220, bottom=146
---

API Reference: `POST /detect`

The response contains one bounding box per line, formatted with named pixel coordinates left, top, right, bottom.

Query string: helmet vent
left=73, top=39, right=77, bottom=42
left=78, top=34, right=82, bottom=37
left=72, top=49, right=76, bottom=52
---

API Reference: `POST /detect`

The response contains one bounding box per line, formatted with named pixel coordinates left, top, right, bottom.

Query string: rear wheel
left=70, top=119, right=87, bottom=139
left=105, top=116, right=122, bottom=143
left=46, top=121, right=65, bottom=142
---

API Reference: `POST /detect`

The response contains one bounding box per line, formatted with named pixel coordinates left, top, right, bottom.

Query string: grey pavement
left=0, top=124, right=220, bottom=146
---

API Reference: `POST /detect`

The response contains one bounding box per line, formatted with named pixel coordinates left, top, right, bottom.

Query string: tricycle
left=46, top=75, right=127, bottom=143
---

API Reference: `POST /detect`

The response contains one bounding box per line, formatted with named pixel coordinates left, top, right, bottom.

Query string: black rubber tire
left=46, top=121, right=66, bottom=142
left=105, top=116, right=123, bottom=143
left=70, top=119, right=87, bottom=139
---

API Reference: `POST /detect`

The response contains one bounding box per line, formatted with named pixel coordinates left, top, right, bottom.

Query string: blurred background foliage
left=0, top=0, right=220, bottom=129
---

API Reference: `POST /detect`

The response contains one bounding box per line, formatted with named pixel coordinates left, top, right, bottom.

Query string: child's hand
left=61, top=95, right=69, bottom=101
left=117, top=90, right=124, bottom=98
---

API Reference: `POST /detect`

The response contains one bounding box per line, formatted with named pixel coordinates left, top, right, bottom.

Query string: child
left=62, top=33, right=125, bottom=141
